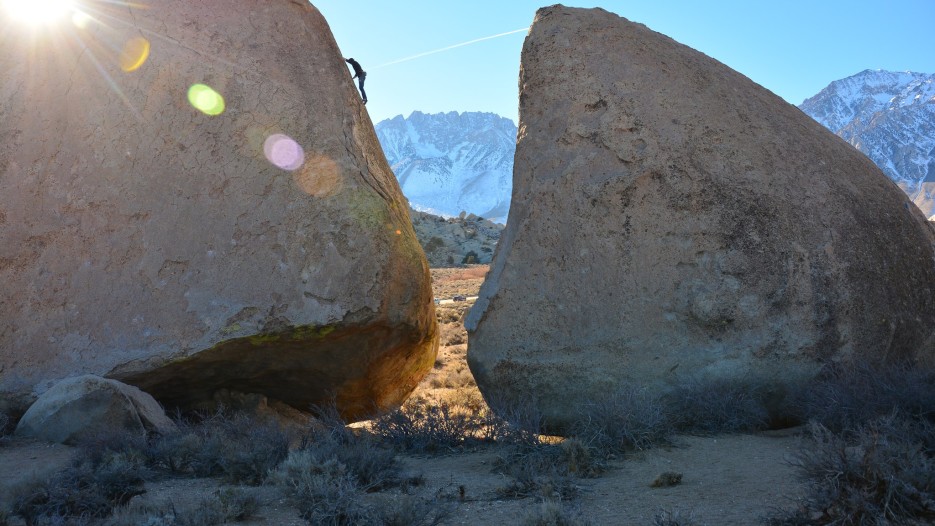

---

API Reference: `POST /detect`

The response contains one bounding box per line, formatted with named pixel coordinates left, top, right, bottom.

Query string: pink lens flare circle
left=263, top=134, right=305, bottom=171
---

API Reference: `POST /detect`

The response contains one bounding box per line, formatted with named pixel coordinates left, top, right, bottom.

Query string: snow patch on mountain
left=800, top=69, right=935, bottom=217
left=375, top=111, right=515, bottom=224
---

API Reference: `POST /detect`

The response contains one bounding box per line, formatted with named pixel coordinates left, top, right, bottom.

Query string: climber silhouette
left=345, top=58, right=367, bottom=104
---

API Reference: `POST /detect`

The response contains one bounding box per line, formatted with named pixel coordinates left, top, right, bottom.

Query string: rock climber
left=345, top=57, right=367, bottom=104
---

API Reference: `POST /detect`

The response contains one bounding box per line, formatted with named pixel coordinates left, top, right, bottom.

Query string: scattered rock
left=650, top=472, right=683, bottom=488
left=410, top=208, right=503, bottom=266
left=0, top=0, right=436, bottom=421
left=14, top=375, right=176, bottom=445
left=467, top=6, right=935, bottom=430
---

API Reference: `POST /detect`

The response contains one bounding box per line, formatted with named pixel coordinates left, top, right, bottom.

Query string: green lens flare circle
left=187, top=84, right=225, bottom=116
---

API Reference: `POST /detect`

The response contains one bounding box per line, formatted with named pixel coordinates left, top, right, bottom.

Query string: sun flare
left=2, top=0, right=75, bottom=25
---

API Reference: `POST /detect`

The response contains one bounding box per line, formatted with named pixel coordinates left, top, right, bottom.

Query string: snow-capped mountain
left=799, top=70, right=935, bottom=217
left=375, top=111, right=515, bottom=224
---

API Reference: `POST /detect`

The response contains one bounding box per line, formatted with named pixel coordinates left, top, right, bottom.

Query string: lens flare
left=293, top=154, right=342, bottom=197
left=187, top=84, right=225, bottom=116
left=119, top=37, right=150, bottom=72
left=2, top=0, right=74, bottom=25
left=264, top=134, right=305, bottom=171
left=70, top=10, right=90, bottom=28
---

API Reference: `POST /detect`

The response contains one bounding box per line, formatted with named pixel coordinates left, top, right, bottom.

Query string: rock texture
left=466, top=6, right=935, bottom=430
left=0, top=0, right=436, bottom=421
left=15, top=376, right=176, bottom=445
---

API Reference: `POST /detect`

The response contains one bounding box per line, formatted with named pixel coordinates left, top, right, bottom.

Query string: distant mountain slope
left=375, top=111, right=515, bottom=224
left=409, top=208, right=503, bottom=267
left=800, top=70, right=935, bottom=216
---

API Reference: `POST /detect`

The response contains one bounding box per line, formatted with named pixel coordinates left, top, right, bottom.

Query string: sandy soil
left=0, top=265, right=807, bottom=525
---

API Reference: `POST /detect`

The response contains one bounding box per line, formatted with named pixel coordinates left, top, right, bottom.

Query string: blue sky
left=315, top=1, right=935, bottom=125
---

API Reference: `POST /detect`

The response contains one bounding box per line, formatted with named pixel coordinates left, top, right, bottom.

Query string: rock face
left=0, top=1, right=436, bottom=420
left=15, top=376, right=177, bottom=445
left=466, top=6, right=935, bottom=430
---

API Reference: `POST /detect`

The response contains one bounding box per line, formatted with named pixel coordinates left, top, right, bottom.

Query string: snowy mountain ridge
left=375, top=111, right=516, bottom=224
left=376, top=72, right=935, bottom=225
left=799, top=69, right=935, bottom=217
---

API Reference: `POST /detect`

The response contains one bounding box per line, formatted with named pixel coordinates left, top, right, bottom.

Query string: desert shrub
left=145, top=411, right=290, bottom=485
left=371, top=399, right=490, bottom=453
left=71, top=410, right=289, bottom=485
left=652, top=508, right=699, bottom=526
left=556, top=438, right=605, bottom=478
left=481, top=394, right=549, bottom=447
left=666, top=377, right=770, bottom=434
left=372, top=495, right=452, bottom=526
left=310, top=435, right=404, bottom=491
left=766, top=414, right=935, bottom=525
left=184, top=487, right=261, bottom=525
left=271, top=453, right=371, bottom=525
left=80, top=430, right=152, bottom=470
left=305, top=403, right=414, bottom=491
left=107, top=503, right=176, bottom=526
left=494, top=439, right=602, bottom=502
left=107, top=488, right=260, bottom=526
left=0, top=412, right=11, bottom=444
left=495, top=465, right=581, bottom=502
left=436, top=310, right=459, bottom=324
left=7, top=411, right=286, bottom=525
left=650, top=472, right=683, bottom=488
left=424, top=236, right=446, bottom=253
left=494, top=435, right=603, bottom=502
left=147, top=431, right=203, bottom=474
left=441, top=325, right=466, bottom=347
left=461, top=251, right=479, bottom=264
left=190, top=411, right=290, bottom=484
left=12, top=453, right=145, bottom=525
left=440, top=367, right=474, bottom=388
left=273, top=449, right=450, bottom=526
left=443, top=388, right=487, bottom=414
left=522, top=500, right=590, bottom=526
left=795, top=360, right=935, bottom=433
left=570, top=385, right=671, bottom=452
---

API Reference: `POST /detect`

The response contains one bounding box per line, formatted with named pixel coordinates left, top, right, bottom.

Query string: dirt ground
left=0, top=432, right=804, bottom=525
left=0, top=265, right=807, bottom=525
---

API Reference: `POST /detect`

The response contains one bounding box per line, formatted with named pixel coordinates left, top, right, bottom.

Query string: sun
left=2, top=0, right=75, bottom=25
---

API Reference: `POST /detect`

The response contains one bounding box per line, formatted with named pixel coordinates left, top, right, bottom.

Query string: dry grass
left=413, top=268, right=487, bottom=411
left=430, top=265, right=488, bottom=299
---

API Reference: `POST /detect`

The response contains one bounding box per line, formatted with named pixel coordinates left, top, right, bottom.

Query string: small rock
left=15, top=375, right=176, bottom=445
left=650, top=472, right=683, bottom=488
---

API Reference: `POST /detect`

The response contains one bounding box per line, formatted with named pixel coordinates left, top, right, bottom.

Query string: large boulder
left=466, top=6, right=935, bottom=430
left=15, top=375, right=177, bottom=445
left=0, top=1, right=436, bottom=421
